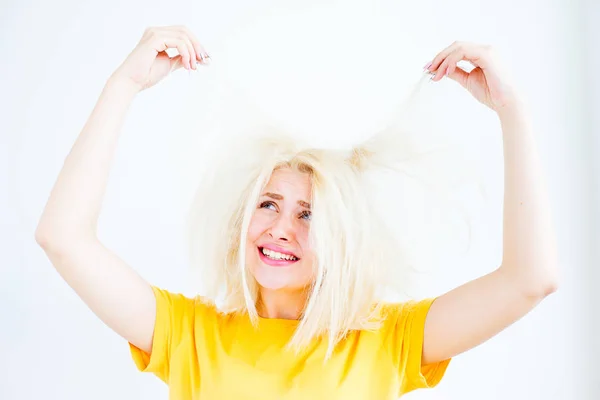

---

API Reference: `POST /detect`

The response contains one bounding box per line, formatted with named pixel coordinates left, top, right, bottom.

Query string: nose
left=268, top=213, right=295, bottom=242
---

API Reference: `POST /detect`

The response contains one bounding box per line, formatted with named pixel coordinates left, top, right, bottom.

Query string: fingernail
left=423, top=62, right=432, bottom=71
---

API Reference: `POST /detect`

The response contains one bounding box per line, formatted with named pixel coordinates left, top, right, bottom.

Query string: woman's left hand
left=425, top=41, right=520, bottom=113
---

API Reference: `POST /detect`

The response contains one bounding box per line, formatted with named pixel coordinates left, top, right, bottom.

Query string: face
left=246, top=167, right=315, bottom=293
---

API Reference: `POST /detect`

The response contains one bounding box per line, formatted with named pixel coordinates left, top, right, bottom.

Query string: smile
left=258, top=246, right=300, bottom=266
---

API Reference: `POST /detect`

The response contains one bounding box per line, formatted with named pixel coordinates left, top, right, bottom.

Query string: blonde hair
left=185, top=72, right=480, bottom=358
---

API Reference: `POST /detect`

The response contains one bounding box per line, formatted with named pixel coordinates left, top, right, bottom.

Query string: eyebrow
left=262, top=192, right=311, bottom=209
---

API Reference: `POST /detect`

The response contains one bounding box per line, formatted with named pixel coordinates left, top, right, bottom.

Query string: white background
left=1, top=0, right=597, bottom=399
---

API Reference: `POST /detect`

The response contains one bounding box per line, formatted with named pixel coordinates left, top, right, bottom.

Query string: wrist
left=496, top=99, right=528, bottom=122
left=105, top=73, right=143, bottom=97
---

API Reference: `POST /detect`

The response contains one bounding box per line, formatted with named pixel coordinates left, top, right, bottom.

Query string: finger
left=430, top=43, right=496, bottom=83
left=163, top=38, right=192, bottom=70
left=441, top=43, right=495, bottom=73
left=176, top=26, right=209, bottom=63
left=179, top=35, right=197, bottom=70
left=432, top=51, right=465, bottom=82
left=154, top=27, right=196, bottom=70
left=145, top=29, right=192, bottom=70
left=427, top=42, right=460, bottom=73
left=452, top=46, right=499, bottom=86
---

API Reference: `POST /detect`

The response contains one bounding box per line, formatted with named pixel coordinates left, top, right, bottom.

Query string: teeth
left=261, top=248, right=297, bottom=261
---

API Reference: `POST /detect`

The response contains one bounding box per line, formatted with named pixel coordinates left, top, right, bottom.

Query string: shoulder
left=379, top=298, right=437, bottom=319
left=150, top=286, right=223, bottom=322
left=374, top=298, right=438, bottom=340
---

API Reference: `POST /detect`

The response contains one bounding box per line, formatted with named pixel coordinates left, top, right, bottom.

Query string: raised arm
left=35, top=26, right=209, bottom=353
left=420, top=42, right=559, bottom=365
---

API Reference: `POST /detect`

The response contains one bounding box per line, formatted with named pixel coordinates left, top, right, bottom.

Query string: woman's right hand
left=111, top=25, right=209, bottom=93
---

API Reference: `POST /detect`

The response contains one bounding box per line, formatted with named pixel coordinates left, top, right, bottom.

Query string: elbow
left=34, top=226, right=85, bottom=252
left=35, top=227, right=53, bottom=249
left=524, top=275, right=559, bottom=300
left=35, top=231, right=67, bottom=255
left=537, top=264, right=560, bottom=297
left=34, top=223, right=64, bottom=250
left=501, top=265, right=559, bottom=300
left=542, top=278, right=559, bottom=296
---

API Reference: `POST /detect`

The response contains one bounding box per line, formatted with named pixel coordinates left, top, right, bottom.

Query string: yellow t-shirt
left=129, top=286, right=450, bottom=399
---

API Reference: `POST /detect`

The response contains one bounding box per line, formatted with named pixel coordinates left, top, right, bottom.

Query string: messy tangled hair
left=185, top=72, right=474, bottom=357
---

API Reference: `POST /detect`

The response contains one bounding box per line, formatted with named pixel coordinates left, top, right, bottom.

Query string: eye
left=259, top=201, right=277, bottom=211
left=299, top=210, right=312, bottom=221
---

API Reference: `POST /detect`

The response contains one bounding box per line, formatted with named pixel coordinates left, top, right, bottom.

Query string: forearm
left=36, top=76, right=139, bottom=244
left=497, top=103, right=559, bottom=296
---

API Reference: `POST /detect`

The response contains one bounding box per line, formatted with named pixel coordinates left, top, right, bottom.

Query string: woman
left=35, top=25, right=559, bottom=399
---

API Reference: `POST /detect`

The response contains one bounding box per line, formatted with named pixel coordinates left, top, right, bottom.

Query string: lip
left=260, top=243, right=299, bottom=259
left=257, top=245, right=300, bottom=267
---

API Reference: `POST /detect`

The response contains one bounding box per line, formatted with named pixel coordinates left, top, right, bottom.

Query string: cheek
left=247, top=212, right=269, bottom=242
left=297, top=224, right=311, bottom=252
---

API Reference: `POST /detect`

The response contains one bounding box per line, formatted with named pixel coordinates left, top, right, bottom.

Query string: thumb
left=169, top=55, right=186, bottom=72
left=447, top=65, right=470, bottom=88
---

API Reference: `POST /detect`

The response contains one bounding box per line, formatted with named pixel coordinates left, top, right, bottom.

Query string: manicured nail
left=424, top=62, right=432, bottom=71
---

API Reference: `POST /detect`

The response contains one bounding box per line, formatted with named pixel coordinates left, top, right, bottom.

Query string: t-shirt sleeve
left=128, top=285, right=196, bottom=383
left=382, top=297, right=451, bottom=395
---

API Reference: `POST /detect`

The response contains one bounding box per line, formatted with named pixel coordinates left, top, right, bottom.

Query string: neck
left=256, top=288, right=307, bottom=320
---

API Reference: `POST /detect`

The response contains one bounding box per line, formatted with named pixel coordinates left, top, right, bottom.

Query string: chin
left=251, top=263, right=307, bottom=292
left=247, top=253, right=310, bottom=293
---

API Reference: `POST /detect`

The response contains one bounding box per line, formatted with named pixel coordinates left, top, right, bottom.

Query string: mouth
left=258, top=246, right=300, bottom=267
